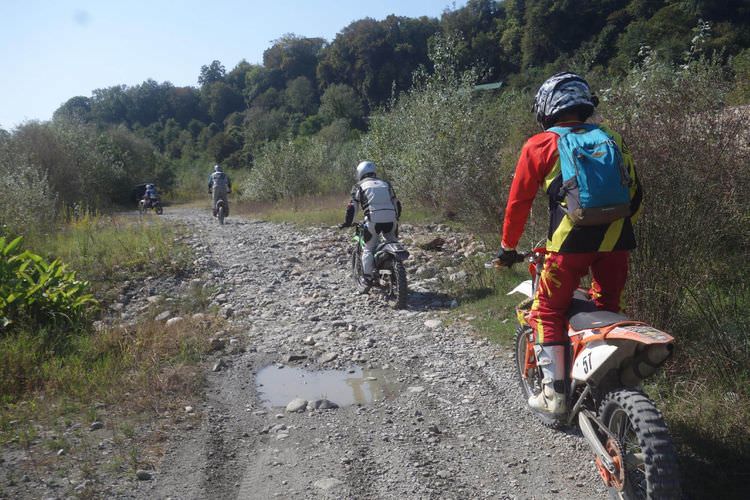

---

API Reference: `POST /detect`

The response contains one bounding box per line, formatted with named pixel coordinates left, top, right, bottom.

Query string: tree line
left=1, top=0, right=749, bottom=227
left=42, top=0, right=750, bottom=173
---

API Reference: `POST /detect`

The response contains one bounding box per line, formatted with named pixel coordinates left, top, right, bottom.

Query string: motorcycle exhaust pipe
left=578, top=412, right=616, bottom=473
left=619, top=343, right=673, bottom=386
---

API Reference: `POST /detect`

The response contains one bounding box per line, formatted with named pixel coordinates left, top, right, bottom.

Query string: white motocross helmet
left=214, top=164, right=223, bottom=173
left=356, top=161, right=376, bottom=181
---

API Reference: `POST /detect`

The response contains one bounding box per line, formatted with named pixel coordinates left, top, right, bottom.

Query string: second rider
left=340, top=161, right=402, bottom=288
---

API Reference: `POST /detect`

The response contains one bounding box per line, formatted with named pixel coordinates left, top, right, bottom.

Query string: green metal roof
left=473, top=81, right=503, bottom=91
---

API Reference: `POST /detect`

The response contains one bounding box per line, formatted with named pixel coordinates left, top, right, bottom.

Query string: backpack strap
left=546, top=125, right=572, bottom=138
left=547, top=123, right=599, bottom=138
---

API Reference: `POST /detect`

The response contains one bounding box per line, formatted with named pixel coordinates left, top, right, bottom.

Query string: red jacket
left=501, top=122, right=642, bottom=253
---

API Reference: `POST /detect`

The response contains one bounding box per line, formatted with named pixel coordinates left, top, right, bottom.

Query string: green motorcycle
left=346, top=222, right=410, bottom=309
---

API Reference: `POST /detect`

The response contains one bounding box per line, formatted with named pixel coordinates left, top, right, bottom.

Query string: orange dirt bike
left=495, top=247, right=680, bottom=499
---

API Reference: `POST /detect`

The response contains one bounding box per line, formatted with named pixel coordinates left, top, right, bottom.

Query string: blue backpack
left=548, top=124, right=632, bottom=226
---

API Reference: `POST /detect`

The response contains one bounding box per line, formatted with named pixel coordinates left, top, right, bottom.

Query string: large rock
left=424, top=319, right=443, bottom=329
left=136, top=470, right=153, bottom=481
left=319, top=352, right=338, bottom=364
left=154, top=310, right=172, bottom=322
left=310, top=399, right=339, bottom=410
left=285, top=398, right=308, bottom=413
left=416, top=236, right=445, bottom=251
left=166, top=316, right=184, bottom=327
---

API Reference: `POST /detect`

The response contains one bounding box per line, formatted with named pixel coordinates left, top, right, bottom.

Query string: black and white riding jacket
left=346, top=176, right=401, bottom=224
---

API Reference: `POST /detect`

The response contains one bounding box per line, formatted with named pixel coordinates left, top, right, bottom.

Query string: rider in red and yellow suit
left=497, top=73, right=643, bottom=414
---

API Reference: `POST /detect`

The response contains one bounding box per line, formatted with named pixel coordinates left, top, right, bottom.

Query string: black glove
left=496, top=248, right=522, bottom=267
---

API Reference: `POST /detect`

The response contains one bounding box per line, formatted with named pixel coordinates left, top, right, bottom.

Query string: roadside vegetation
left=0, top=215, right=216, bottom=491
left=235, top=52, right=750, bottom=497
left=1, top=0, right=749, bottom=496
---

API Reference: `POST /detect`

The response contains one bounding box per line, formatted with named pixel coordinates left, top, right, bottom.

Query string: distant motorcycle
left=344, top=222, right=409, bottom=309
left=139, top=196, right=163, bottom=215
left=215, top=198, right=227, bottom=225
left=493, top=247, right=680, bottom=499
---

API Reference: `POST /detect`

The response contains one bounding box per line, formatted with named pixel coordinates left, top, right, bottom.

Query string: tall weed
left=0, top=144, right=57, bottom=236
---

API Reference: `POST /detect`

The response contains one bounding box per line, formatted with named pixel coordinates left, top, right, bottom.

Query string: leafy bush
left=602, top=56, right=750, bottom=337
left=0, top=144, right=58, bottom=236
left=0, top=120, right=174, bottom=226
left=0, top=236, right=97, bottom=338
left=240, top=125, right=359, bottom=202
left=362, top=34, right=535, bottom=227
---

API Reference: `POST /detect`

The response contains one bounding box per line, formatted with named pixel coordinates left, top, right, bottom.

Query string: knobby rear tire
left=391, top=260, right=407, bottom=309
left=155, top=204, right=163, bottom=215
left=218, top=205, right=225, bottom=225
left=599, top=389, right=681, bottom=500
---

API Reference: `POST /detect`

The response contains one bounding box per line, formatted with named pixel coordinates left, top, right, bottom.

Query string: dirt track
left=123, top=207, right=605, bottom=500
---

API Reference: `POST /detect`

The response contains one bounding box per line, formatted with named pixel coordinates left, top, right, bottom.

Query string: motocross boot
left=528, top=345, right=567, bottom=415
left=360, top=274, right=374, bottom=294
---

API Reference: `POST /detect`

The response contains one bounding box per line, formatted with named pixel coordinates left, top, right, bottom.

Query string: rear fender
left=375, top=242, right=410, bottom=263
left=606, top=324, right=674, bottom=345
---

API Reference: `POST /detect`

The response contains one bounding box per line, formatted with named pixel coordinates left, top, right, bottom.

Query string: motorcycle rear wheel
left=599, top=389, right=680, bottom=500
left=155, top=204, right=163, bottom=215
left=513, top=326, right=561, bottom=428
left=387, top=260, right=407, bottom=309
left=218, top=204, right=225, bottom=225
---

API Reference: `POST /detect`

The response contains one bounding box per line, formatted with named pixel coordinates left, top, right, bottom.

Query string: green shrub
left=361, top=34, right=536, bottom=228
left=0, top=236, right=97, bottom=340
left=240, top=127, right=359, bottom=202
left=0, top=142, right=58, bottom=236
left=601, top=56, right=750, bottom=333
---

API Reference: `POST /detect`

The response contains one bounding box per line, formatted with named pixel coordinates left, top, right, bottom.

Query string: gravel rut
left=136, top=207, right=605, bottom=499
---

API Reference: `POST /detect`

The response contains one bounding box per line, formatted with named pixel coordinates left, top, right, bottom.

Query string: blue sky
left=0, top=0, right=464, bottom=129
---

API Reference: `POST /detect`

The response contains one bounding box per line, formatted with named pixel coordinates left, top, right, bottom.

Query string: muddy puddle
left=255, top=365, right=399, bottom=408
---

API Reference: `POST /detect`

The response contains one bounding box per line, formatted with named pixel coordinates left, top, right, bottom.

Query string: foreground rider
left=340, top=161, right=401, bottom=287
left=496, top=72, right=643, bottom=415
left=208, top=164, right=232, bottom=217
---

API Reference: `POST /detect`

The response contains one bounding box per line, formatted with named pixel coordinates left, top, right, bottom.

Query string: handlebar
left=484, top=253, right=528, bottom=269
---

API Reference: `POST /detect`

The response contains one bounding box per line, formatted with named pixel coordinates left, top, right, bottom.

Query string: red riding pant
left=529, top=251, right=629, bottom=345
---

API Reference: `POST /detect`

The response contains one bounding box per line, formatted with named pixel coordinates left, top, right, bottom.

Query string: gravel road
left=132, top=207, right=606, bottom=499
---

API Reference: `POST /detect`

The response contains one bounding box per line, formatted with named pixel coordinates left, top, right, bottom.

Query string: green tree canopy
left=198, top=60, right=226, bottom=86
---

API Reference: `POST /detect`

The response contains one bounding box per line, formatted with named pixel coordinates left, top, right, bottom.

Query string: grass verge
left=26, top=213, right=193, bottom=301
left=0, top=214, right=217, bottom=495
left=445, top=255, right=529, bottom=346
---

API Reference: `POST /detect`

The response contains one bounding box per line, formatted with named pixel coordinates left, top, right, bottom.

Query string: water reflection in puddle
left=256, top=366, right=398, bottom=408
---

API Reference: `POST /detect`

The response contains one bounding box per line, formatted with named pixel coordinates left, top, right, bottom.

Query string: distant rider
left=143, top=183, right=159, bottom=207
left=496, top=73, right=643, bottom=415
left=208, top=164, right=232, bottom=217
left=340, top=161, right=401, bottom=287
